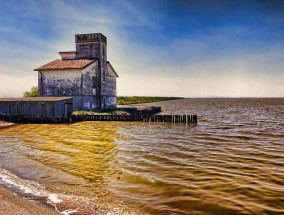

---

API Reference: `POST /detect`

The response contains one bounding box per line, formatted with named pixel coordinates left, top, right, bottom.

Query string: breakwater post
left=72, top=114, right=197, bottom=124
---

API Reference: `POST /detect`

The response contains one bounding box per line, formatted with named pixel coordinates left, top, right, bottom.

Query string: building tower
left=75, top=33, right=107, bottom=109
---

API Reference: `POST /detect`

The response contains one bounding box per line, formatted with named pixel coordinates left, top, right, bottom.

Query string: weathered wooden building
left=34, top=33, right=118, bottom=110
left=0, top=97, right=73, bottom=122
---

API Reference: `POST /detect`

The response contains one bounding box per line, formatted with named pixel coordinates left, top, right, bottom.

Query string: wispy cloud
left=0, top=0, right=283, bottom=97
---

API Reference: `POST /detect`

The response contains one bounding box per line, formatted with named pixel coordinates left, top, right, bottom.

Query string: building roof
left=0, top=97, right=73, bottom=102
left=107, top=61, right=119, bottom=77
left=58, top=51, right=76, bottom=54
left=34, top=59, right=96, bottom=71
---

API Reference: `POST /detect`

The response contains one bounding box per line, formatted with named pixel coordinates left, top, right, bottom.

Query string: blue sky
left=0, top=0, right=283, bottom=97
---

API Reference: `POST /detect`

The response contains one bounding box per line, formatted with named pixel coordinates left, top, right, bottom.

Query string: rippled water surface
left=0, top=98, right=283, bottom=215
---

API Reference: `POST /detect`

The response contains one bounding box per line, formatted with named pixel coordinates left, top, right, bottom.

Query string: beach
left=0, top=185, right=58, bottom=215
left=0, top=121, right=58, bottom=214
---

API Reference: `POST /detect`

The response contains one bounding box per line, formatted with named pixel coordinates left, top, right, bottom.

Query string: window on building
left=103, top=97, right=106, bottom=108
left=92, top=76, right=96, bottom=88
left=103, top=70, right=105, bottom=81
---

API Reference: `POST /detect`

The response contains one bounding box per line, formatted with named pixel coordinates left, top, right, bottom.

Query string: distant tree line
left=117, top=96, right=183, bottom=105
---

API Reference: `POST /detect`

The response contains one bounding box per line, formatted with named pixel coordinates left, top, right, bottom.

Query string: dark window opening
left=92, top=76, right=96, bottom=88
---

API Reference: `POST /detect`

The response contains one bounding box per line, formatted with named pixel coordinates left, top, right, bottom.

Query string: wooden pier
left=72, top=114, right=197, bottom=124
left=0, top=98, right=197, bottom=125
left=0, top=114, right=71, bottom=123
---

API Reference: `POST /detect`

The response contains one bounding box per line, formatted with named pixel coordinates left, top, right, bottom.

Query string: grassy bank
left=117, top=96, right=183, bottom=105
left=22, top=87, right=182, bottom=105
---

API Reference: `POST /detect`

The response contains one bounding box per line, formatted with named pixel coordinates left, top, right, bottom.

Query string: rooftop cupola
left=59, top=51, right=76, bottom=60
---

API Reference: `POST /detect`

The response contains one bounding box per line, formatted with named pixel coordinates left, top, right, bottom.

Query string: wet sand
left=0, top=185, right=58, bottom=215
left=0, top=121, right=58, bottom=214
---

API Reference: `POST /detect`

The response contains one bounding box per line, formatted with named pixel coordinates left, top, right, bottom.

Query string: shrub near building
left=23, top=86, right=38, bottom=97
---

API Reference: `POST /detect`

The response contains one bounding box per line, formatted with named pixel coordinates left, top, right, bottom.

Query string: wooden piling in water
left=70, top=114, right=197, bottom=124
left=0, top=112, right=197, bottom=125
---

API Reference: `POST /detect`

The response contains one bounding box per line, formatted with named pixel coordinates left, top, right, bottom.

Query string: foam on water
left=0, top=168, right=44, bottom=195
left=60, top=209, right=79, bottom=215
left=0, top=168, right=90, bottom=214
left=0, top=167, right=136, bottom=214
left=48, top=194, right=63, bottom=204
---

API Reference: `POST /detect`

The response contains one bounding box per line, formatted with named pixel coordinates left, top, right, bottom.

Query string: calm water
left=0, top=98, right=283, bottom=215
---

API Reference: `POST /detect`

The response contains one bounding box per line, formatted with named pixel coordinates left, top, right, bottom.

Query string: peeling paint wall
left=39, top=69, right=82, bottom=96
left=81, top=64, right=97, bottom=96
left=38, top=62, right=101, bottom=110
left=101, top=65, right=117, bottom=109
left=76, top=43, right=101, bottom=59
left=81, top=63, right=98, bottom=110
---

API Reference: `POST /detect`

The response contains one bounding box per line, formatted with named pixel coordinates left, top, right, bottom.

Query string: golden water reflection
left=0, top=122, right=120, bottom=196
left=0, top=98, right=283, bottom=215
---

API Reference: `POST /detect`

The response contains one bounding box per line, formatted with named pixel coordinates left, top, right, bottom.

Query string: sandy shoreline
left=0, top=121, right=58, bottom=214
left=0, top=184, right=58, bottom=215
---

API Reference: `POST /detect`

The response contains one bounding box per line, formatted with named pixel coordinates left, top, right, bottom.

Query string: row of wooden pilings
left=72, top=114, right=197, bottom=124
left=0, top=114, right=69, bottom=123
